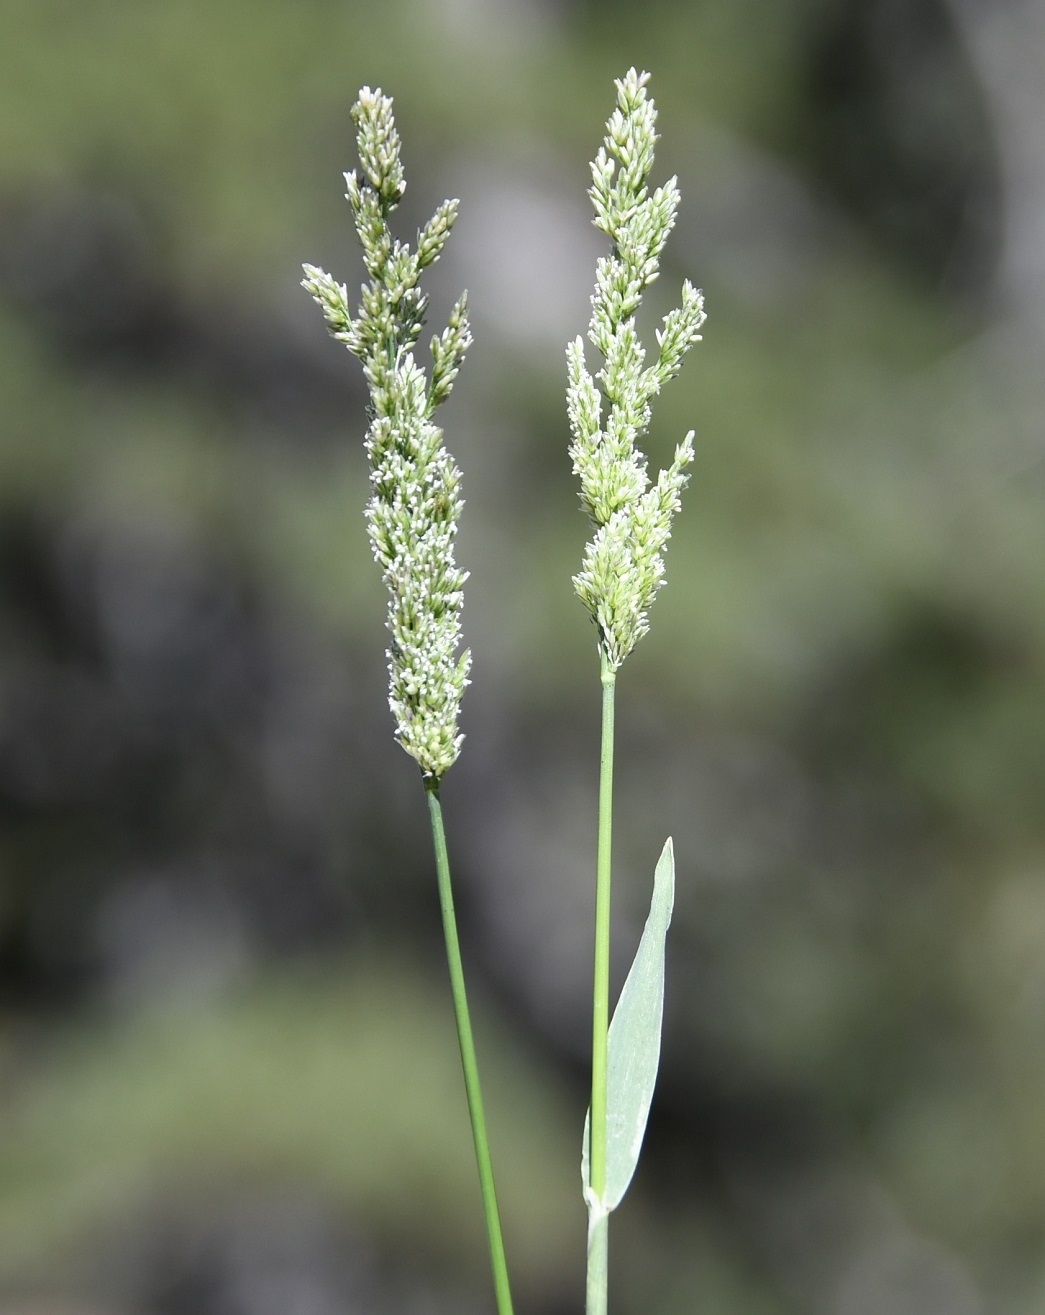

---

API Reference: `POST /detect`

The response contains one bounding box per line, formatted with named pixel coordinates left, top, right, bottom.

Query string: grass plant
left=304, top=69, right=703, bottom=1315
left=571, top=68, right=704, bottom=1315
left=303, top=87, right=511, bottom=1315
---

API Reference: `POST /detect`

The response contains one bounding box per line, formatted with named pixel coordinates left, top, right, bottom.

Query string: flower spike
left=303, top=87, right=471, bottom=779
left=569, top=68, right=706, bottom=669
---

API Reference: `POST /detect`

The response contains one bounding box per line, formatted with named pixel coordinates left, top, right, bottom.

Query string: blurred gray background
left=1, top=0, right=1044, bottom=1312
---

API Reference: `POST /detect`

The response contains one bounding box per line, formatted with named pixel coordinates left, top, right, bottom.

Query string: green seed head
left=569, top=69, right=706, bottom=669
left=303, top=88, right=471, bottom=780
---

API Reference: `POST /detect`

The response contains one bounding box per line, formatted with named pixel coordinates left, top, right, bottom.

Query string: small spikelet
left=303, top=88, right=471, bottom=779
left=569, top=69, right=706, bottom=669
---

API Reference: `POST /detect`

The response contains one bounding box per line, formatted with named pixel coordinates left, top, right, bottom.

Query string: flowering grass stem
left=304, top=87, right=513, bottom=1315
left=426, top=784, right=514, bottom=1315
left=574, top=69, right=703, bottom=1312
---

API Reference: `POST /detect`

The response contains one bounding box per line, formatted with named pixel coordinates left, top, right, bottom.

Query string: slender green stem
left=588, top=651, right=617, bottom=1315
left=586, top=1211, right=609, bottom=1315
left=426, top=782, right=514, bottom=1315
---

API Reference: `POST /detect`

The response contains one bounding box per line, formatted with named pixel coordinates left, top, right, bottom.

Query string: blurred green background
left=1, top=0, right=1044, bottom=1311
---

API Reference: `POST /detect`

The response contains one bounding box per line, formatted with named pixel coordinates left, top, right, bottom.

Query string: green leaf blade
left=582, top=836, right=675, bottom=1212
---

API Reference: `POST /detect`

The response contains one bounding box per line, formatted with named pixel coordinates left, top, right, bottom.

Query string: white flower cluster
left=569, top=69, right=707, bottom=671
left=302, top=87, right=472, bottom=781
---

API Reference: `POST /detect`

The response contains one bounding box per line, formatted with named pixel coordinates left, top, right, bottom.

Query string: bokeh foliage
left=1, top=1, right=1043, bottom=1312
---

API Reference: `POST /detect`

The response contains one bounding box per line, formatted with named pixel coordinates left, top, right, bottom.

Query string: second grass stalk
left=571, top=69, right=706, bottom=1313
left=303, top=86, right=514, bottom=1315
